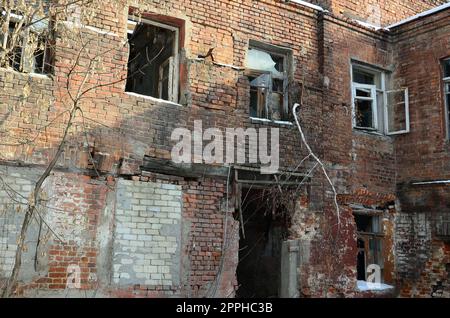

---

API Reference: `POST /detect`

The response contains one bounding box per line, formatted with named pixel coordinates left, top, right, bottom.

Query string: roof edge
left=386, top=2, right=450, bottom=30
left=284, top=0, right=327, bottom=13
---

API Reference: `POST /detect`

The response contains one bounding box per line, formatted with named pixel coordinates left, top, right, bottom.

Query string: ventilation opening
left=236, top=188, right=287, bottom=298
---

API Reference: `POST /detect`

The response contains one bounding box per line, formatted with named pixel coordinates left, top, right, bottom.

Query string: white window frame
left=127, top=16, right=180, bottom=103
left=351, top=62, right=410, bottom=136
left=352, top=83, right=378, bottom=130
left=384, top=88, right=410, bottom=135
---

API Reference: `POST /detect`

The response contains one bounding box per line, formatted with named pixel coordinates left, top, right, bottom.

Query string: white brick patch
left=113, top=180, right=182, bottom=286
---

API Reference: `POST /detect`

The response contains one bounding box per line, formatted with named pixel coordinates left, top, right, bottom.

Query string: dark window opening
left=443, top=58, right=450, bottom=139
left=357, top=238, right=366, bottom=281
left=354, top=213, right=384, bottom=282
left=236, top=188, right=288, bottom=298
left=444, top=59, right=450, bottom=78
left=355, top=98, right=374, bottom=129
left=126, top=17, right=179, bottom=102
left=353, top=68, right=375, bottom=85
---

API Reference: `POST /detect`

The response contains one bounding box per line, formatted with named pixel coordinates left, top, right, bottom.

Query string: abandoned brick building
left=0, top=0, right=449, bottom=298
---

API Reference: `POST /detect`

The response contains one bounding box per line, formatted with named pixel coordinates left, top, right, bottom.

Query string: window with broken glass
left=246, top=45, right=290, bottom=121
left=354, top=213, right=384, bottom=282
left=443, top=58, right=450, bottom=140
left=126, top=16, right=179, bottom=103
left=351, top=63, right=409, bottom=135
left=0, top=10, right=50, bottom=74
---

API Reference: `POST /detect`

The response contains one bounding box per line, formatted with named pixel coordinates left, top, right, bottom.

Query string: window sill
left=353, top=128, right=390, bottom=139
left=125, top=92, right=183, bottom=107
left=357, top=280, right=394, bottom=292
left=250, top=117, right=293, bottom=127
left=29, top=72, right=51, bottom=79
left=0, top=67, right=51, bottom=80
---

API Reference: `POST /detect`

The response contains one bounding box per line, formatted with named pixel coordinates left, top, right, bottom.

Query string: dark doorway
left=236, top=188, right=287, bottom=298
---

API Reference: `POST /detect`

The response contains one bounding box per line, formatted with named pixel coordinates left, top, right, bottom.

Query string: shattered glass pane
left=247, top=48, right=283, bottom=77
left=250, top=73, right=270, bottom=88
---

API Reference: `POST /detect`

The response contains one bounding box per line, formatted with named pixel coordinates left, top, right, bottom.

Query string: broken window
left=0, top=11, right=50, bottom=74
left=354, top=213, right=384, bottom=282
left=126, top=16, right=179, bottom=102
left=443, top=58, right=450, bottom=140
left=351, top=63, right=410, bottom=135
left=246, top=44, right=290, bottom=121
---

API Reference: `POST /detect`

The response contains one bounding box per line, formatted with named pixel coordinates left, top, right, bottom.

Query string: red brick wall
left=0, top=0, right=324, bottom=173
left=321, top=14, right=396, bottom=195
left=1, top=0, right=449, bottom=298
left=392, top=10, right=450, bottom=184
left=391, top=10, right=450, bottom=297
left=17, top=174, right=110, bottom=296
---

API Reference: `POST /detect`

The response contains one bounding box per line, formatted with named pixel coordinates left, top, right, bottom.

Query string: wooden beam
left=141, top=156, right=230, bottom=179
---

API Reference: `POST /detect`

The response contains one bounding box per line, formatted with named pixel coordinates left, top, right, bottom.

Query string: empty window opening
left=354, top=213, right=384, bottom=282
left=246, top=42, right=291, bottom=121
left=126, top=16, right=179, bottom=102
left=351, top=62, right=409, bottom=135
left=443, top=58, right=450, bottom=139
left=0, top=12, right=50, bottom=74
left=236, top=188, right=288, bottom=298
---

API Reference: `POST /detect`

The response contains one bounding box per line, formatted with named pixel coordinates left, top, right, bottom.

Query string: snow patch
left=412, top=180, right=450, bottom=185
left=357, top=280, right=394, bottom=291
left=125, top=92, right=183, bottom=107
left=288, top=0, right=326, bottom=12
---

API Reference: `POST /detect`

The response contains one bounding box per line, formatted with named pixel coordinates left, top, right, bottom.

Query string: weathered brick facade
left=0, top=0, right=449, bottom=298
